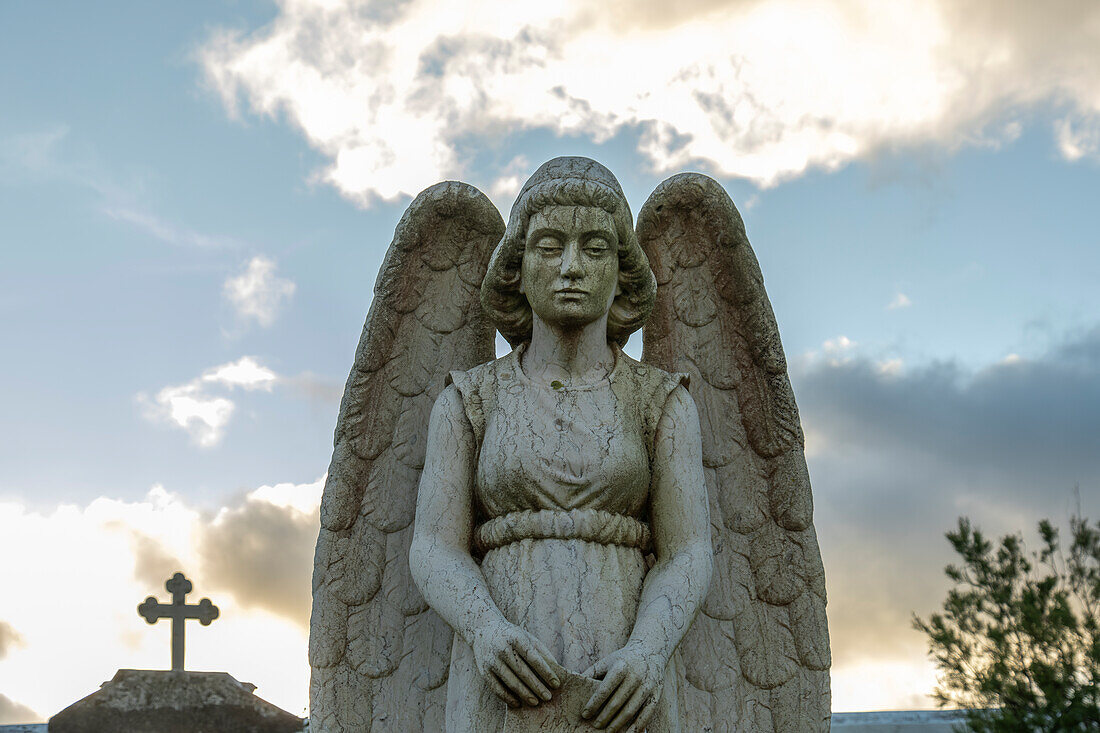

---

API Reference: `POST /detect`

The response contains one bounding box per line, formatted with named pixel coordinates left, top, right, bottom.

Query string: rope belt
left=474, top=508, right=652, bottom=556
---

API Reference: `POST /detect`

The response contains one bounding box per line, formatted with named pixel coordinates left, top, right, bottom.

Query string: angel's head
left=482, top=157, right=656, bottom=347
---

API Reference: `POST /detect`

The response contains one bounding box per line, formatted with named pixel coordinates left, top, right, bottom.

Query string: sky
left=1, top=0, right=1099, bottom=723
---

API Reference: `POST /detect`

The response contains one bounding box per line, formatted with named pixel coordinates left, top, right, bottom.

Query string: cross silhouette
left=137, top=572, right=219, bottom=671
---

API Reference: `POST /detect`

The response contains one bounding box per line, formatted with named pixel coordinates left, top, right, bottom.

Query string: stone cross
left=137, top=572, right=219, bottom=671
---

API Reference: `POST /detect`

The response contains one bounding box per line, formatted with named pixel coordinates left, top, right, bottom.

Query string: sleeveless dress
left=445, top=344, right=688, bottom=732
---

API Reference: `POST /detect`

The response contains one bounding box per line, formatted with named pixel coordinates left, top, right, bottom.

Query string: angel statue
left=309, top=157, right=831, bottom=732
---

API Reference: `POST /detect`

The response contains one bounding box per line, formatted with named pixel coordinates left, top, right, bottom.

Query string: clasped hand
left=581, top=642, right=665, bottom=732
left=471, top=620, right=560, bottom=708
left=473, top=623, right=663, bottom=732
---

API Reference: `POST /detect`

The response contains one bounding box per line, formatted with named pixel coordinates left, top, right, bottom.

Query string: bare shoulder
left=430, top=383, right=466, bottom=422
left=616, top=350, right=693, bottom=415
left=661, top=383, right=699, bottom=421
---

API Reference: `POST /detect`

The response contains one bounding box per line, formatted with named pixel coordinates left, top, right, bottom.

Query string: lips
left=555, top=288, right=588, bottom=295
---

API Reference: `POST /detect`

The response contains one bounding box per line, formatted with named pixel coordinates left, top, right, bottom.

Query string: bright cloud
left=201, top=0, right=1100, bottom=204
left=202, top=356, right=278, bottom=390
left=876, top=357, right=904, bottom=376
left=1055, top=115, right=1100, bottom=161
left=793, top=334, right=859, bottom=371
left=224, top=256, right=296, bottom=327
left=831, top=658, right=941, bottom=713
left=140, top=357, right=279, bottom=447
left=0, top=478, right=322, bottom=721
left=821, top=335, right=857, bottom=365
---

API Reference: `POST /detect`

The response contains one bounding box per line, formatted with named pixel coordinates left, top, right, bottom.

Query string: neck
left=523, top=314, right=614, bottom=384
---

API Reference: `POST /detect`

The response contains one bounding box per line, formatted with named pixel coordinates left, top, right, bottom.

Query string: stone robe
left=445, top=344, right=688, bottom=732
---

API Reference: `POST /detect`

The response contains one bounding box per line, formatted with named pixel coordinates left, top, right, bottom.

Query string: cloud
left=0, top=126, right=71, bottom=183
left=198, top=484, right=320, bottom=623
left=139, top=357, right=279, bottom=447
left=796, top=335, right=858, bottom=370
left=283, top=371, right=343, bottom=406
left=1, top=128, right=241, bottom=247
left=887, top=292, right=912, bottom=310
left=793, top=325, right=1100, bottom=707
left=0, top=621, right=24, bottom=661
left=1055, top=114, right=1100, bottom=161
left=0, top=693, right=40, bottom=725
left=224, top=256, right=297, bottom=328
left=0, top=478, right=322, bottom=719
left=201, top=0, right=1100, bottom=205
left=129, top=532, right=184, bottom=591
left=875, top=357, right=904, bottom=376
left=486, top=154, right=531, bottom=212
left=0, top=126, right=129, bottom=201
left=800, top=328, right=1100, bottom=490
left=144, top=383, right=235, bottom=447
left=102, top=205, right=243, bottom=249
left=202, top=356, right=279, bottom=390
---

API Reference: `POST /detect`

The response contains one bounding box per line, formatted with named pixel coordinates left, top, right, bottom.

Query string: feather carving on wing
left=638, top=174, right=831, bottom=732
left=309, top=182, right=503, bottom=732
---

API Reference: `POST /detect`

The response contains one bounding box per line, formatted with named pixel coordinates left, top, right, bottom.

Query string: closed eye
left=534, top=235, right=563, bottom=254
left=583, top=235, right=612, bottom=255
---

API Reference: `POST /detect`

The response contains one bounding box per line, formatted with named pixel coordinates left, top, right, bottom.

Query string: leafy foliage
left=914, top=512, right=1100, bottom=731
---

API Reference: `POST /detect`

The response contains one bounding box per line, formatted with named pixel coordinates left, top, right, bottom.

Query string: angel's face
left=520, top=205, right=620, bottom=331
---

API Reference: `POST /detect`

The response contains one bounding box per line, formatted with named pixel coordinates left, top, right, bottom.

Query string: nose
left=560, top=240, right=584, bottom=279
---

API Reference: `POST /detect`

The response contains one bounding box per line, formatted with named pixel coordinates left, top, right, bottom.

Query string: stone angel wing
left=638, top=174, right=831, bottom=732
left=309, top=182, right=504, bottom=732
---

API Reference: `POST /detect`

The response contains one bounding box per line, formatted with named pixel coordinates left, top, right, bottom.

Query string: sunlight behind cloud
left=832, top=658, right=939, bottom=712
left=0, top=479, right=322, bottom=720
left=202, top=0, right=1100, bottom=205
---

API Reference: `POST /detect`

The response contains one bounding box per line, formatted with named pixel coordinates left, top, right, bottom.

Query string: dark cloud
left=198, top=499, right=319, bottom=626
left=130, top=532, right=184, bottom=591
left=0, top=693, right=40, bottom=725
left=794, top=327, right=1100, bottom=666
left=0, top=620, right=24, bottom=660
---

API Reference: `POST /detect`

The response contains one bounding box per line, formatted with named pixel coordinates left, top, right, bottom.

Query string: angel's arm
left=583, top=384, right=713, bottom=729
left=631, top=384, right=713, bottom=658
left=409, top=384, right=560, bottom=707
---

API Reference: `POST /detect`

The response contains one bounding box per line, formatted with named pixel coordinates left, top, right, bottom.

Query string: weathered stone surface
left=310, top=157, right=831, bottom=732
left=638, top=171, right=832, bottom=731
left=48, top=669, right=304, bottom=733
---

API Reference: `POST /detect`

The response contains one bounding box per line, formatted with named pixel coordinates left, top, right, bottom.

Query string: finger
left=606, top=685, right=649, bottom=733
left=492, top=661, right=540, bottom=707
left=503, top=644, right=552, bottom=701
left=592, top=675, right=639, bottom=730
left=515, top=635, right=561, bottom=689
left=486, top=672, right=520, bottom=709
left=625, top=695, right=660, bottom=733
left=582, top=656, right=609, bottom=679
left=583, top=662, right=626, bottom=719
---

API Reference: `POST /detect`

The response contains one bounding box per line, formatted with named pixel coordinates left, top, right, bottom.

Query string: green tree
left=914, top=512, right=1100, bottom=731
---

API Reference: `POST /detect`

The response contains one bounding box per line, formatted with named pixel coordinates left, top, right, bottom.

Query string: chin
left=536, top=307, right=606, bottom=330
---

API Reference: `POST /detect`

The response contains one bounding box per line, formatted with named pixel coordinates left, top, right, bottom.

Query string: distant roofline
left=1, top=709, right=981, bottom=732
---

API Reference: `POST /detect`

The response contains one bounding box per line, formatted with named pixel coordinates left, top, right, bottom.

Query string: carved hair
left=482, top=157, right=657, bottom=347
